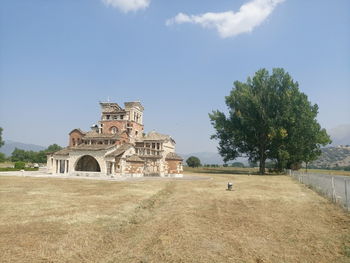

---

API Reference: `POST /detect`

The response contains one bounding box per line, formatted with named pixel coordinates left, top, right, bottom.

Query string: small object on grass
left=227, top=182, right=233, bottom=191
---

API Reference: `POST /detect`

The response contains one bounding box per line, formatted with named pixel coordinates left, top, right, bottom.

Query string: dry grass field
left=1, top=172, right=350, bottom=263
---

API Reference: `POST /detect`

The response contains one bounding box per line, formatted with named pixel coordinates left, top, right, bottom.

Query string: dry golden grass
left=301, top=168, right=350, bottom=176
left=1, top=173, right=350, bottom=263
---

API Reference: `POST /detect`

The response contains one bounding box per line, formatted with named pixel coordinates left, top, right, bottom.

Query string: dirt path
left=0, top=173, right=349, bottom=262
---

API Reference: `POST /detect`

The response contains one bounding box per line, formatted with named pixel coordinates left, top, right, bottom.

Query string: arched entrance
left=75, top=155, right=101, bottom=172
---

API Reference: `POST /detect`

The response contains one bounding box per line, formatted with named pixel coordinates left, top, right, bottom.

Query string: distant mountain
left=311, top=146, right=350, bottom=168
left=0, top=140, right=46, bottom=156
left=328, top=124, right=350, bottom=146
left=179, top=152, right=248, bottom=165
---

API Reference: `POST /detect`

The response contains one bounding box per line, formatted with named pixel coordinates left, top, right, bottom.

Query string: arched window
left=111, top=126, right=118, bottom=134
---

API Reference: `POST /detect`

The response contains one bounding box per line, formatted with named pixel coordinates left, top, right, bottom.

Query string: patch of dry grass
left=301, top=168, right=350, bottom=176
left=0, top=173, right=350, bottom=263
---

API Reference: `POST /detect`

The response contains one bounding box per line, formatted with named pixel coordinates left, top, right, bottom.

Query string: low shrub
left=14, top=161, right=26, bottom=169
left=0, top=167, right=39, bottom=172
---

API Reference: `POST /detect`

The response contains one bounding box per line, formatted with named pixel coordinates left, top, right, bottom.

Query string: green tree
left=11, top=148, right=29, bottom=162
left=45, top=144, right=62, bottom=153
left=186, top=156, right=201, bottom=168
left=14, top=161, right=26, bottom=169
left=0, top=152, right=6, bottom=162
left=231, top=162, right=245, bottom=168
left=0, top=127, right=4, bottom=148
left=11, top=144, right=63, bottom=163
left=209, top=68, right=331, bottom=174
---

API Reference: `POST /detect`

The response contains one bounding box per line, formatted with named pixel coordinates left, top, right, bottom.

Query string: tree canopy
left=186, top=156, right=201, bottom=168
left=0, top=127, right=4, bottom=148
left=209, top=68, right=331, bottom=174
left=11, top=144, right=63, bottom=163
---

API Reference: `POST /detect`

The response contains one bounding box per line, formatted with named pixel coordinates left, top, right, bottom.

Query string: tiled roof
left=126, top=154, right=144, bottom=162
left=141, top=131, right=171, bottom=141
left=124, top=101, right=144, bottom=111
left=165, top=152, right=183, bottom=161
left=69, top=128, right=86, bottom=135
left=83, top=131, right=119, bottom=139
left=73, top=144, right=116, bottom=151
left=105, top=144, right=133, bottom=157
left=52, top=147, right=71, bottom=156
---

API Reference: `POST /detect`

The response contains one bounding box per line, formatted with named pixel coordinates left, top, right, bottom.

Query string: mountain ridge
left=0, top=140, right=46, bottom=156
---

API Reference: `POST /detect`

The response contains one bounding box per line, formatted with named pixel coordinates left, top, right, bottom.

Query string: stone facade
left=47, top=101, right=183, bottom=177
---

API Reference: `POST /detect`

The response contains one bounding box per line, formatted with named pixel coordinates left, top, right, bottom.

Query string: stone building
left=47, top=101, right=183, bottom=177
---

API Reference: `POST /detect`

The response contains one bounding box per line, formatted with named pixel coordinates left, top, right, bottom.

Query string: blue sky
left=0, top=0, right=349, bottom=154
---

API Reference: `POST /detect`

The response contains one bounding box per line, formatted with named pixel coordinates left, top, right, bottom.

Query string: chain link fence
left=288, top=170, right=350, bottom=211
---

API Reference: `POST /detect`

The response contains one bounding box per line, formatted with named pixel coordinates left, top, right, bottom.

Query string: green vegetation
left=209, top=68, right=331, bottom=174
left=0, top=167, right=39, bottom=171
left=231, top=162, right=245, bottom=168
left=10, top=144, right=62, bottom=163
left=186, top=156, right=201, bottom=168
left=14, top=161, right=25, bottom=169
left=0, top=152, right=6, bottom=163
left=0, top=127, right=5, bottom=163
left=0, top=127, right=4, bottom=148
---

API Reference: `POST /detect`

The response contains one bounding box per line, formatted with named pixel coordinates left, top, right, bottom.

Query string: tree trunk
left=259, top=139, right=267, bottom=175
left=259, top=151, right=266, bottom=175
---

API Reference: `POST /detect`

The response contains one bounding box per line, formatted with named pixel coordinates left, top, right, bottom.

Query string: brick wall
left=166, top=160, right=182, bottom=174
left=69, top=130, right=84, bottom=147
left=124, top=161, right=144, bottom=174
left=100, top=121, right=126, bottom=134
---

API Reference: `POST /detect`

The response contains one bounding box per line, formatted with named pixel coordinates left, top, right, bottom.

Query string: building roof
left=69, top=128, right=86, bottom=135
left=105, top=143, right=133, bottom=157
left=124, top=101, right=144, bottom=111
left=141, top=131, right=172, bottom=142
left=126, top=154, right=144, bottom=162
left=73, top=144, right=116, bottom=151
left=83, top=131, right=119, bottom=139
left=52, top=147, right=71, bottom=156
left=165, top=152, right=183, bottom=161
left=99, top=102, right=124, bottom=113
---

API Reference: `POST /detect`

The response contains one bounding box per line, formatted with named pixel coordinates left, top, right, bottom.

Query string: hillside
left=311, top=146, right=350, bottom=168
left=0, top=140, right=46, bottom=156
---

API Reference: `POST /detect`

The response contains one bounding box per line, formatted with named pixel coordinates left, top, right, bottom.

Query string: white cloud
left=102, top=0, right=150, bottom=13
left=166, top=0, right=285, bottom=38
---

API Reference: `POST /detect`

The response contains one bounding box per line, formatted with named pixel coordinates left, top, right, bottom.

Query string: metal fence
left=288, top=170, right=350, bottom=211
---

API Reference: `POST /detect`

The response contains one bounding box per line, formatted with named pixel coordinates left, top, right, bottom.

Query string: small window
left=120, top=115, right=124, bottom=120
left=106, top=115, right=110, bottom=120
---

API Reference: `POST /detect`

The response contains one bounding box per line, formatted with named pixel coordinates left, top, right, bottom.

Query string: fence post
left=345, top=179, right=349, bottom=211
left=331, top=176, right=335, bottom=203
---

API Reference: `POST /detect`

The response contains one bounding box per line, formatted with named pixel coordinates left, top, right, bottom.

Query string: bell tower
left=97, top=101, right=144, bottom=143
